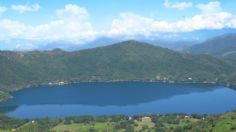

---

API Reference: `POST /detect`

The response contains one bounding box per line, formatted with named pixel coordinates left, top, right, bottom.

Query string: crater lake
left=1, top=82, right=236, bottom=119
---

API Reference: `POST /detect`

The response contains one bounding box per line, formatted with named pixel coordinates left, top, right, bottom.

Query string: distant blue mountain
left=176, top=28, right=236, bottom=42
left=186, top=33, right=236, bottom=60
left=40, top=28, right=236, bottom=51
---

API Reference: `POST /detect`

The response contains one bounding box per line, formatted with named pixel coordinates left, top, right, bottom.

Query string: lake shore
left=1, top=109, right=236, bottom=132
left=1, top=81, right=236, bottom=119
left=0, top=79, right=235, bottom=104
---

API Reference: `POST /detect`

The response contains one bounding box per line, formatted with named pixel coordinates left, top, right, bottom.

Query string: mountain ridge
left=0, top=40, right=236, bottom=101
left=186, top=33, right=236, bottom=60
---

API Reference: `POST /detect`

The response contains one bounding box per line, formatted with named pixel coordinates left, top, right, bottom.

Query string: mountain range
left=1, top=40, right=236, bottom=102
left=186, top=33, right=236, bottom=60
left=3, top=28, right=235, bottom=51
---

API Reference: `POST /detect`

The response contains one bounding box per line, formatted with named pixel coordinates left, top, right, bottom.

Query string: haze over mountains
left=32, top=29, right=236, bottom=61
left=2, top=28, right=236, bottom=51
left=38, top=29, right=236, bottom=51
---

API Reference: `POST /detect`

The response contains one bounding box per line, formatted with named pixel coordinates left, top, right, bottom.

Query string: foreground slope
left=0, top=40, right=236, bottom=100
left=1, top=110, right=236, bottom=132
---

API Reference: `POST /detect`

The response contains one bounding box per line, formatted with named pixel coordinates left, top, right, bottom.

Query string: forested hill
left=187, top=33, right=236, bottom=60
left=0, top=40, right=236, bottom=100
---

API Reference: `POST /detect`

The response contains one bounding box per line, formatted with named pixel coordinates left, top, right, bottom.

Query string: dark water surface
left=1, top=82, right=236, bottom=118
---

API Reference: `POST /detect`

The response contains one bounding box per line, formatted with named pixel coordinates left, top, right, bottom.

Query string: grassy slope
left=1, top=110, right=236, bottom=132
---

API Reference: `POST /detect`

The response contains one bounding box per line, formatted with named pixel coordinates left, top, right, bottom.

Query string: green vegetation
left=1, top=40, right=236, bottom=102
left=187, top=33, right=236, bottom=60
left=1, top=111, right=236, bottom=132
left=1, top=40, right=236, bottom=131
left=0, top=91, right=10, bottom=102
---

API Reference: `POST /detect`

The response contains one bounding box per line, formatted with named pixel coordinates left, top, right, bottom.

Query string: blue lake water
left=1, top=82, right=236, bottom=119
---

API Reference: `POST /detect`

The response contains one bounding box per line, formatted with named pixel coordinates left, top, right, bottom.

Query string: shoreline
left=0, top=80, right=235, bottom=104
left=1, top=109, right=236, bottom=131
left=4, top=108, right=236, bottom=120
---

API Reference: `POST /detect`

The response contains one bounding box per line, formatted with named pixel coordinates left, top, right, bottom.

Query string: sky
left=0, top=0, right=236, bottom=50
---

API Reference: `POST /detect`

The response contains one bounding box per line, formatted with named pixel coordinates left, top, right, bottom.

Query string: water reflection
left=1, top=82, right=217, bottom=106
left=0, top=82, right=236, bottom=118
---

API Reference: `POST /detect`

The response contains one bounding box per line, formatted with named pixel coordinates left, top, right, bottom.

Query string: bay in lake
left=1, top=82, right=236, bottom=118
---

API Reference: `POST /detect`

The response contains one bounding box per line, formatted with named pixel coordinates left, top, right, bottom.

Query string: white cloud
left=174, top=12, right=232, bottom=31
left=196, top=1, right=221, bottom=13
left=0, top=6, right=7, bottom=14
left=15, top=43, right=36, bottom=51
left=108, top=1, right=236, bottom=36
left=0, top=4, right=97, bottom=44
left=108, top=11, right=234, bottom=37
left=11, top=3, right=40, bottom=13
left=164, top=0, right=192, bottom=10
left=109, top=13, right=157, bottom=36
left=1, top=1, right=236, bottom=50
left=56, top=4, right=89, bottom=20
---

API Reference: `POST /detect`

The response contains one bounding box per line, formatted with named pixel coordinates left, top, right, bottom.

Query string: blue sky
left=2, top=0, right=236, bottom=25
left=0, top=0, right=236, bottom=50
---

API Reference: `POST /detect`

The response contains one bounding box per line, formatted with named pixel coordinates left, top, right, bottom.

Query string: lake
left=1, top=82, right=236, bottom=119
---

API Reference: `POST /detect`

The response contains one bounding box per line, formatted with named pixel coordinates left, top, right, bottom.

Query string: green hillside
left=187, top=33, right=236, bottom=60
left=0, top=40, right=236, bottom=101
left=1, top=110, right=236, bottom=132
